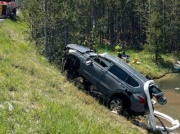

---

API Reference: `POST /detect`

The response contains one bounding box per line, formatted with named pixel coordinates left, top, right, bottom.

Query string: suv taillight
left=138, top=95, right=146, bottom=104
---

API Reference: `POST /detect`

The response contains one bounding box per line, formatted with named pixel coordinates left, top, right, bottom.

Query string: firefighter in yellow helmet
left=115, top=43, right=122, bottom=58
left=115, top=43, right=130, bottom=62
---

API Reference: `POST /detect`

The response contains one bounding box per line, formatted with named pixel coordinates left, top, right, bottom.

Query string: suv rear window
left=109, top=65, right=139, bottom=87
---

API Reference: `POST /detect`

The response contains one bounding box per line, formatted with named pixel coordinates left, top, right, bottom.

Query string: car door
left=97, top=64, right=127, bottom=96
left=82, top=56, right=109, bottom=86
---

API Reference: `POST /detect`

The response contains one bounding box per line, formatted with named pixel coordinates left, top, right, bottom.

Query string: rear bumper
left=130, top=101, right=148, bottom=114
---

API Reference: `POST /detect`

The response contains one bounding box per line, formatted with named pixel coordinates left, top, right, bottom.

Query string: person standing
left=115, top=43, right=122, bottom=58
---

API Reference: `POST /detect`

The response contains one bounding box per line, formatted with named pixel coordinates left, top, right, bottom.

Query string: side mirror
left=86, top=60, right=92, bottom=66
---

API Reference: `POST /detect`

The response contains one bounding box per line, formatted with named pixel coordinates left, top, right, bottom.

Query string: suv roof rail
left=67, top=44, right=94, bottom=54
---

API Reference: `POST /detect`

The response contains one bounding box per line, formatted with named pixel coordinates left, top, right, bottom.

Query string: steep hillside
left=0, top=16, right=145, bottom=134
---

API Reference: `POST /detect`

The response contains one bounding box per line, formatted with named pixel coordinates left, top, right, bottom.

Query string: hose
left=155, top=115, right=169, bottom=134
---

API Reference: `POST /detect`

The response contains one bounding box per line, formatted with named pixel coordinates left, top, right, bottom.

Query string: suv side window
left=92, top=56, right=111, bottom=68
left=109, top=65, right=128, bottom=81
left=109, top=65, right=139, bottom=87
left=126, top=75, right=139, bottom=87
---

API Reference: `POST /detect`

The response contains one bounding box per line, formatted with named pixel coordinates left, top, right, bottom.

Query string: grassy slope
left=0, top=16, right=145, bottom=133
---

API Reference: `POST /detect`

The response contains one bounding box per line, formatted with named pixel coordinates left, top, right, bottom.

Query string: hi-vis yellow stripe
left=0, top=5, right=2, bottom=15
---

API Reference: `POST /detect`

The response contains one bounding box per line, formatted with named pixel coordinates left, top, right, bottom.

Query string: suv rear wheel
left=109, top=97, right=124, bottom=115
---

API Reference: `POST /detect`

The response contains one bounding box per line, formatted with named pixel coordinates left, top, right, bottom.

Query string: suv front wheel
left=109, top=97, right=124, bottom=115
left=61, top=57, right=66, bottom=73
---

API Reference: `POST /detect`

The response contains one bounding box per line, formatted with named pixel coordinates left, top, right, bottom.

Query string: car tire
left=63, top=57, right=80, bottom=79
left=109, top=97, right=124, bottom=115
left=61, top=58, right=66, bottom=73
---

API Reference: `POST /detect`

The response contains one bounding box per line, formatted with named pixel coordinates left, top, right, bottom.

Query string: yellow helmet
left=115, top=45, right=122, bottom=51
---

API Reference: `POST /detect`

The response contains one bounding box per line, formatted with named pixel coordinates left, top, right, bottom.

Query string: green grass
left=0, top=15, right=145, bottom=133
left=98, top=47, right=176, bottom=79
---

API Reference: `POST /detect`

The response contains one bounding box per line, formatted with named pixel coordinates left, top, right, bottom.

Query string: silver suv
left=61, top=44, right=167, bottom=115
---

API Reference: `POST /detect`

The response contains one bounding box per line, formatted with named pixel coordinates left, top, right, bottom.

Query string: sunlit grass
left=0, top=15, right=144, bottom=133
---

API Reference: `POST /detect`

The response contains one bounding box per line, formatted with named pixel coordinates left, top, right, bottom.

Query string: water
left=154, top=73, right=180, bottom=133
left=155, top=73, right=180, bottom=90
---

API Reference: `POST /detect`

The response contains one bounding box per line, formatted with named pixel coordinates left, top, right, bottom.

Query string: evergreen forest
left=21, top=0, right=180, bottom=64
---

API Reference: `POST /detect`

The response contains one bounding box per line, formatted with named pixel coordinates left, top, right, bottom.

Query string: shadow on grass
left=10, top=16, right=18, bottom=22
left=159, top=58, right=173, bottom=69
left=153, top=56, right=174, bottom=70
left=10, top=14, right=24, bottom=22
